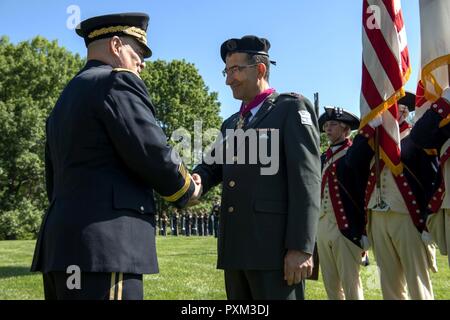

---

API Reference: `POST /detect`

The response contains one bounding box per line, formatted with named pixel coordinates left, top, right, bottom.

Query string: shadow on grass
left=0, top=266, right=34, bottom=279
left=160, top=252, right=216, bottom=257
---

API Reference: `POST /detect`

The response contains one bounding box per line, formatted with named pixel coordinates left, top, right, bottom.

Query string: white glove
left=421, top=230, right=434, bottom=246
left=442, top=87, right=450, bottom=103
left=369, top=115, right=382, bottom=128
left=360, top=235, right=371, bottom=251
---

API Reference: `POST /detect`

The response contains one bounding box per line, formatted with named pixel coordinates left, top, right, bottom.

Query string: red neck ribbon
left=239, top=88, right=276, bottom=116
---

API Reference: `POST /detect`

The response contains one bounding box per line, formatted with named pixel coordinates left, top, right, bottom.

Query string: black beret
left=76, top=12, right=152, bottom=58
left=398, top=91, right=415, bottom=112
left=318, top=107, right=360, bottom=132
left=220, top=35, right=271, bottom=63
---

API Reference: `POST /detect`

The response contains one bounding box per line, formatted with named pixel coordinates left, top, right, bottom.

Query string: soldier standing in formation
left=203, top=211, right=209, bottom=236
left=172, top=209, right=179, bottom=236
left=350, top=92, right=438, bottom=299
left=197, top=211, right=204, bottom=236
left=191, top=213, right=197, bottom=236
left=410, top=87, right=450, bottom=268
left=160, top=212, right=168, bottom=236
left=317, top=107, right=368, bottom=300
left=185, top=212, right=191, bottom=237
left=213, top=203, right=220, bottom=238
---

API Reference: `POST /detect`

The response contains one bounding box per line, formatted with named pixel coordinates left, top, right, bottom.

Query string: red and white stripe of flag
left=360, top=0, right=411, bottom=176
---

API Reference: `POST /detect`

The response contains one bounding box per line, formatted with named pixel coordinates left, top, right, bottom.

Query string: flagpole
left=375, top=126, right=382, bottom=207
left=314, top=92, right=319, bottom=119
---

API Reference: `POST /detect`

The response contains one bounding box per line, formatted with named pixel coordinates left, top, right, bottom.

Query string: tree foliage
left=0, top=36, right=84, bottom=239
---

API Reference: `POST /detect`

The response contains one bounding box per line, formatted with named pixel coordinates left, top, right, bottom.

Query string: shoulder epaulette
left=279, top=92, right=303, bottom=99
left=423, top=148, right=438, bottom=156
left=112, top=68, right=141, bottom=79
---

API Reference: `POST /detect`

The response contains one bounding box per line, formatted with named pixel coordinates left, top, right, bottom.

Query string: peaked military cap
left=76, top=12, right=152, bottom=58
left=398, top=91, right=415, bottom=112
left=220, top=35, right=276, bottom=64
left=318, top=106, right=360, bottom=132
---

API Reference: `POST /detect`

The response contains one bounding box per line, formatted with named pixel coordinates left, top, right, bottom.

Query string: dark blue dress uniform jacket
left=31, top=60, right=195, bottom=275
left=410, top=106, right=450, bottom=150
left=194, top=93, right=321, bottom=270
left=409, top=106, right=450, bottom=210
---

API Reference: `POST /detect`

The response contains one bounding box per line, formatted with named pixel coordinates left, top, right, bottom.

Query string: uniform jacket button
left=228, top=206, right=235, bottom=213
left=228, top=180, right=236, bottom=188
left=140, top=206, right=145, bottom=212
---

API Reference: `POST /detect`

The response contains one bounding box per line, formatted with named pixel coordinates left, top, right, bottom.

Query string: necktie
left=236, top=112, right=252, bottom=129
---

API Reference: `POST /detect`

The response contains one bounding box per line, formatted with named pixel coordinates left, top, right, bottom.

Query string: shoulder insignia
left=112, top=68, right=141, bottom=79
left=280, top=92, right=303, bottom=99
left=298, top=110, right=312, bottom=126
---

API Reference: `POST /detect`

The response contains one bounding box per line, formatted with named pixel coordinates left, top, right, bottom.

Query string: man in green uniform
left=193, top=35, right=321, bottom=300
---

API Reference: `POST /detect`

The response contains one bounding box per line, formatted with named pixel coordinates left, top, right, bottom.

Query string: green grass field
left=0, top=237, right=448, bottom=300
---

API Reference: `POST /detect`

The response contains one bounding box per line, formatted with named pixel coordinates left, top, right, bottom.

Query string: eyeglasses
left=222, top=64, right=259, bottom=77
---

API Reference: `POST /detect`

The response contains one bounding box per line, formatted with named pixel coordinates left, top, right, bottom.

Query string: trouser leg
left=42, top=271, right=143, bottom=300
left=369, top=211, right=408, bottom=300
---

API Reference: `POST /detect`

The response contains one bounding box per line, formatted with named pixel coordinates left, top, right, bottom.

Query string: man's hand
left=369, top=114, right=382, bottom=128
left=284, top=250, right=313, bottom=286
left=187, top=173, right=203, bottom=207
left=442, top=86, right=450, bottom=103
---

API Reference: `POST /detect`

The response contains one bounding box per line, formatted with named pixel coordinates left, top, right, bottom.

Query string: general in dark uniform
left=30, top=13, right=200, bottom=300
left=193, top=35, right=321, bottom=300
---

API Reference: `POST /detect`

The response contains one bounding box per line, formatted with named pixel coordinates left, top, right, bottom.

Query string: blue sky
left=0, top=0, right=421, bottom=119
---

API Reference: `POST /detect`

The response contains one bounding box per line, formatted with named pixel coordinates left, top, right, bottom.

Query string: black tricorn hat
left=220, top=35, right=273, bottom=63
left=398, top=91, right=416, bottom=112
left=318, top=107, right=360, bottom=132
left=76, top=12, right=152, bottom=58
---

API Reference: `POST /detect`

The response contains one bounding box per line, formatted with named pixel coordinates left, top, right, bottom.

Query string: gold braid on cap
left=88, top=25, right=147, bottom=45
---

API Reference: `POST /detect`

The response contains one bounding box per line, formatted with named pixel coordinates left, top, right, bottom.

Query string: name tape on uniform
left=298, top=110, right=312, bottom=126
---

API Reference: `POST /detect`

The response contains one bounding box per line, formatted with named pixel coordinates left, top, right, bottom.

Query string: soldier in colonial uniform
left=410, top=87, right=450, bottom=267
left=193, top=35, right=321, bottom=299
left=30, top=13, right=200, bottom=300
left=350, top=92, right=438, bottom=299
left=317, top=107, right=367, bottom=300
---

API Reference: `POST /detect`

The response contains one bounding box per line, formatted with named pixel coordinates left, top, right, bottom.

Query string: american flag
left=416, top=0, right=450, bottom=128
left=360, top=0, right=410, bottom=176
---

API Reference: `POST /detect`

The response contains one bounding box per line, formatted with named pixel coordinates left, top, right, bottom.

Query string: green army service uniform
left=194, top=92, right=321, bottom=299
